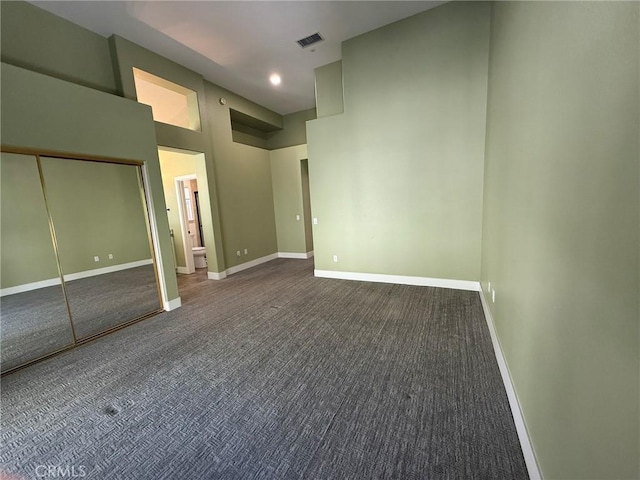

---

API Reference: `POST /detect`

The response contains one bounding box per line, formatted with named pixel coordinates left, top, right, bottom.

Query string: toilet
left=192, top=246, right=207, bottom=268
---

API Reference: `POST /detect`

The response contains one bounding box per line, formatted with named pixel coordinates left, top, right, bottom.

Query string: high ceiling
left=30, top=1, right=445, bottom=115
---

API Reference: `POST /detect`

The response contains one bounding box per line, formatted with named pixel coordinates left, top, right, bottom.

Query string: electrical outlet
left=313, top=217, right=318, bottom=225
left=236, top=250, right=241, bottom=257
left=94, top=256, right=100, bottom=262
left=492, top=289, right=496, bottom=303
left=244, top=249, right=248, bottom=255
left=296, top=214, right=300, bottom=221
left=108, top=254, right=114, bottom=260
left=332, top=255, right=338, bottom=263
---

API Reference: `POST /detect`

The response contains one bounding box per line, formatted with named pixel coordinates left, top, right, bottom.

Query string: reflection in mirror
left=40, top=158, right=162, bottom=339
left=0, top=153, right=74, bottom=372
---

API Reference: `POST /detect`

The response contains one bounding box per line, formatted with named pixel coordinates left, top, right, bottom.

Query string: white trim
left=176, top=266, right=190, bottom=274
left=62, top=259, right=154, bottom=282
left=278, top=252, right=306, bottom=259
left=0, top=277, right=62, bottom=297
left=277, top=252, right=305, bottom=259
left=0, top=259, right=155, bottom=297
left=141, top=163, right=170, bottom=310
left=174, top=176, right=195, bottom=274
left=313, top=269, right=481, bottom=292
left=174, top=174, right=198, bottom=182
left=226, top=253, right=278, bottom=275
left=277, top=251, right=315, bottom=259
left=479, top=288, right=542, bottom=480
left=163, top=297, right=182, bottom=311
left=207, top=271, right=227, bottom=280
left=207, top=252, right=313, bottom=280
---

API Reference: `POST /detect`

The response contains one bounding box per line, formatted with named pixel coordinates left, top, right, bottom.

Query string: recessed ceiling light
left=270, top=73, right=281, bottom=86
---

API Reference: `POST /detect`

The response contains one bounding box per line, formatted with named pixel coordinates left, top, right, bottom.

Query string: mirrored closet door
left=40, top=157, right=161, bottom=340
left=0, top=153, right=75, bottom=371
left=1, top=152, right=163, bottom=374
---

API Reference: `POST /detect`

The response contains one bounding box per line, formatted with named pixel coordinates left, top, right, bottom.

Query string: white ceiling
left=30, top=1, right=445, bottom=115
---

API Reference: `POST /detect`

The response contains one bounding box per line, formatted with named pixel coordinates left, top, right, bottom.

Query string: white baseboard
left=63, top=259, right=154, bottom=282
left=0, top=277, right=62, bottom=297
left=479, top=289, right=542, bottom=480
left=314, top=269, right=480, bottom=292
left=208, top=271, right=227, bottom=280
left=226, top=253, right=278, bottom=275
left=176, top=266, right=190, bottom=274
left=278, top=251, right=313, bottom=259
left=164, top=297, right=182, bottom=311
left=0, top=259, right=154, bottom=297
left=208, top=252, right=311, bottom=279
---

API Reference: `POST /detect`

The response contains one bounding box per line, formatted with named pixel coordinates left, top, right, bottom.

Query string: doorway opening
left=157, top=147, right=215, bottom=284
left=300, top=159, right=314, bottom=255
left=175, top=174, right=205, bottom=272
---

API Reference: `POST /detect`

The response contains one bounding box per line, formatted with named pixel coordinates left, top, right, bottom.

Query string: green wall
left=232, top=125, right=270, bottom=150
left=315, top=61, right=343, bottom=118
left=481, top=3, right=639, bottom=478
left=268, top=108, right=317, bottom=150
left=40, top=158, right=151, bottom=275
left=112, top=35, right=293, bottom=272
left=307, top=2, right=491, bottom=280
left=205, top=81, right=278, bottom=267
left=270, top=145, right=310, bottom=254
left=1, top=1, right=313, bottom=281
left=0, top=1, right=116, bottom=94
left=110, top=35, right=226, bottom=275
left=0, top=154, right=60, bottom=288
left=0, top=62, right=179, bottom=303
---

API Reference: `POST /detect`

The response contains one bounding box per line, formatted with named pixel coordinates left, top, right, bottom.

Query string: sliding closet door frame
left=1, top=145, right=164, bottom=375
left=135, top=165, right=166, bottom=313
left=0, top=151, right=76, bottom=373
left=34, top=154, right=78, bottom=344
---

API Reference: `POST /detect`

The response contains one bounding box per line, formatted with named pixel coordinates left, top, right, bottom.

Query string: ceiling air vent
left=297, top=32, right=324, bottom=48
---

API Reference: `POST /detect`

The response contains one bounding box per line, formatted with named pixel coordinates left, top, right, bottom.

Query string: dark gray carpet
left=0, top=285, right=73, bottom=373
left=0, top=259, right=528, bottom=480
left=64, top=264, right=161, bottom=339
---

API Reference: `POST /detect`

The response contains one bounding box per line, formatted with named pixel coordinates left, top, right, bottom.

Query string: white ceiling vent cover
left=297, top=33, right=324, bottom=48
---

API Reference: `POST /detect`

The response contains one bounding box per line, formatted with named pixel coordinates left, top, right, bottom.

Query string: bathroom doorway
left=174, top=175, right=207, bottom=273
left=177, top=176, right=202, bottom=248
left=157, top=147, right=216, bottom=280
